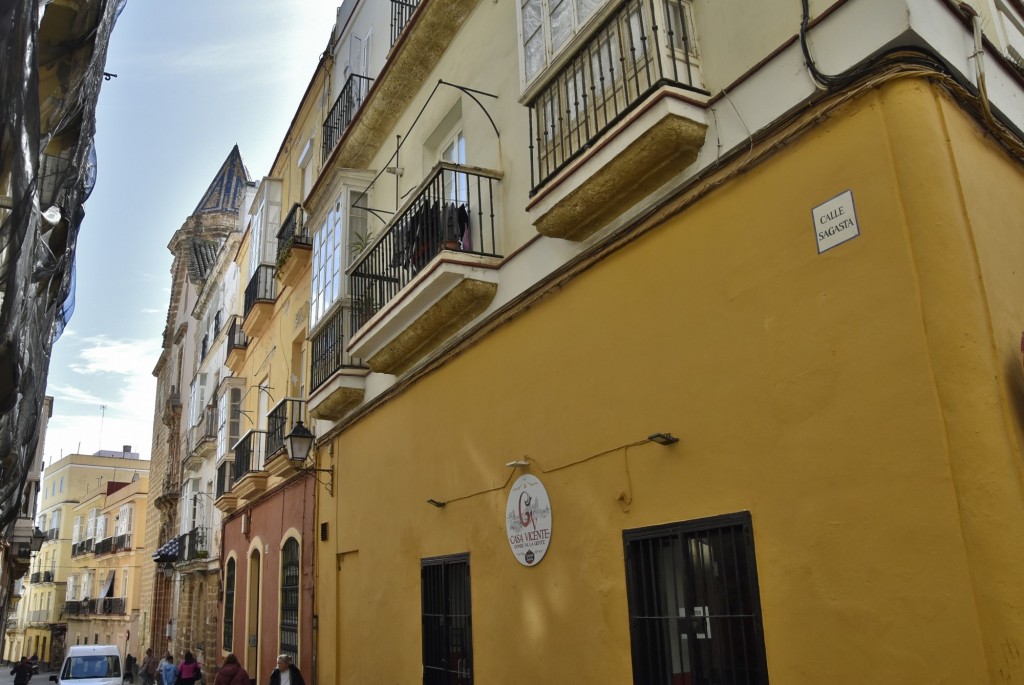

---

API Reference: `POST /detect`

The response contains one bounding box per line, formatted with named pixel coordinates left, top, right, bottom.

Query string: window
left=280, top=539, right=300, bottom=659
left=623, top=512, right=769, bottom=685
left=86, top=509, right=98, bottom=540
left=218, top=384, right=243, bottom=460
left=188, top=374, right=207, bottom=428
left=223, top=559, right=236, bottom=650
left=248, top=179, right=283, bottom=276
left=95, top=515, right=108, bottom=540
left=310, top=189, right=366, bottom=326
left=67, top=576, right=78, bottom=601
left=421, top=554, right=472, bottom=684
left=49, top=510, right=60, bottom=533
left=520, top=0, right=606, bottom=83
left=116, top=506, right=133, bottom=535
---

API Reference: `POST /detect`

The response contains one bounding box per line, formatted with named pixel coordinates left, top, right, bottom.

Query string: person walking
left=213, top=654, right=249, bottom=685
left=159, top=653, right=177, bottom=685
left=140, top=648, right=158, bottom=685
left=267, top=655, right=304, bottom=685
left=11, top=656, right=33, bottom=685
left=177, top=652, right=200, bottom=685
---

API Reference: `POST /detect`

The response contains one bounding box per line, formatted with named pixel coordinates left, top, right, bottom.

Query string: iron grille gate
left=421, top=554, right=472, bottom=685
left=623, top=512, right=769, bottom=685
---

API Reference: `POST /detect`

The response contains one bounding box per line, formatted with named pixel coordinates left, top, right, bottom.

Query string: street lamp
left=285, top=421, right=334, bottom=496
left=29, top=527, right=45, bottom=553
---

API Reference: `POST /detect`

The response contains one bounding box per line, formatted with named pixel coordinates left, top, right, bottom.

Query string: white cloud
left=44, top=336, right=160, bottom=461
left=141, top=307, right=163, bottom=314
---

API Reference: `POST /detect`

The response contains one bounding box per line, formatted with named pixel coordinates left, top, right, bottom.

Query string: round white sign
left=506, top=474, right=552, bottom=566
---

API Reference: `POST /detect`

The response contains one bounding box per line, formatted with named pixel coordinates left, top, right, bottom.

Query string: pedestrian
left=213, top=654, right=249, bottom=685
left=11, top=656, right=33, bottom=685
left=141, top=648, right=158, bottom=685
left=177, top=652, right=200, bottom=685
left=267, top=654, right=304, bottom=685
left=159, top=653, right=177, bottom=685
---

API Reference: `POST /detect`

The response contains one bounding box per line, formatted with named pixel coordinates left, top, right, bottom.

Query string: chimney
left=123, top=445, right=131, bottom=455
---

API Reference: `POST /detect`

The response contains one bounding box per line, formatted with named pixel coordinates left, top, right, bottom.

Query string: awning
left=152, top=536, right=181, bottom=563
left=100, top=570, right=115, bottom=598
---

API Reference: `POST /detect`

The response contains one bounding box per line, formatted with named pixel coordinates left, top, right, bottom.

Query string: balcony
left=231, top=430, right=269, bottom=500
left=526, top=0, right=708, bottom=242
left=30, top=572, right=41, bottom=583
left=225, top=316, right=249, bottom=372
left=329, top=0, right=478, bottom=169
left=182, top=526, right=210, bottom=563
left=321, top=73, right=374, bottom=164
left=265, top=398, right=306, bottom=477
left=46, top=527, right=59, bottom=541
left=97, top=598, right=126, bottom=615
left=111, top=533, right=132, bottom=553
left=214, top=460, right=237, bottom=515
left=42, top=570, right=54, bottom=583
left=390, top=0, right=421, bottom=46
left=276, top=203, right=312, bottom=288
left=242, top=265, right=277, bottom=337
left=347, top=162, right=502, bottom=375
left=72, top=539, right=94, bottom=557
left=64, top=600, right=86, bottom=616
left=94, top=536, right=113, bottom=556
left=308, top=305, right=369, bottom=421
left=183, top=405, right=217, bottom=473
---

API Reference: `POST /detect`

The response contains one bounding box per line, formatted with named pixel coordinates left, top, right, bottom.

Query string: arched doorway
left=246, top=549, right=261, bottom=680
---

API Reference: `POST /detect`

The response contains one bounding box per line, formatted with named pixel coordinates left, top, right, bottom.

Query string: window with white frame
left=218, top=384, right=243, bottom=460
left=49, top=510, right=60, bottom=534
left=95, top=514, right=108, bottom=540
left=72, top=516, right=82, bottom=544
left=189, top=374, right=207, bottom=428
left=67, top=575, right=78, bottom=601
left=116, top=505, right=133, bottom=535
left=310, top=189, right=368, bottom=327
left=248, top=179, right=283, bottom=277
left=520, top=0, right=607, bottom=83
left=81, top=571, right=93, bottom=598
left=86, top=509, right=98, bottom=540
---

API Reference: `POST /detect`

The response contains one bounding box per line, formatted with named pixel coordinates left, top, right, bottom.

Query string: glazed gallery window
left=280, top=538, right=300, bottom=660
left=223, top=558, right=236, bottom=650
left=520, top=0, right=606, bottom=82
left=623, top=512, right=769, bottom=685
left=421, top=554, right=472, bottom=685
left=310, top=189, right=367, bottom=327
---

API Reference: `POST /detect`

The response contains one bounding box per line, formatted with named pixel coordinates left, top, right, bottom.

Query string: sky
left=42, top=1, right=341, bottom=465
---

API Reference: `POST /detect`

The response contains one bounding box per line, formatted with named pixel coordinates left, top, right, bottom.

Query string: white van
left=49, top=645, right=123, bottom=685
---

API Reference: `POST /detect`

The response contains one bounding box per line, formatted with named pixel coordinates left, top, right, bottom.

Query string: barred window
left=623, top=512, right=769, bottom=685
left=421, top=554, right=472, bottom=685
left=280, top=538, right=300, bottom=659
left=223, top=559, right=236, bottom=650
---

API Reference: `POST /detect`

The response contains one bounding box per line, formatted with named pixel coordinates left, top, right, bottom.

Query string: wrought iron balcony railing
left=98, top=598, right=126, bottom=615
left=64, top=600, right=85, bottom=616
left=46, top=527, right=59, bottom=541
left=390, top=0, right=421, bottom=46
left=266, top=398, right=306, bottom=457
left=216, top=461, right=233, bottom=499
left=71, top=539, right=94, bottom=557
left=277, top=203, right=310, bottom=259
left=348, top=162, right=502, bottom=332
left=227, top=315, right=249, bottom=354
left=243, top=265, right=277, bottom=319
left=232, top=430, right=267, bottom=483
left=185, top=527, right=210, bottom=561
left=187, top=405, right=218, bottom=458
left=111, top=533, right=132, bottom=552
left=322, top=73, right=374, bottom=163
left=527, top=0, right=699, bottom=192
left=310, top=305, right=365, bottom=392
left=94, top=537, right=113, bottom=556
left=42, top=570, right=54, bottom=582
left=29, top=572, right=41, bottom=583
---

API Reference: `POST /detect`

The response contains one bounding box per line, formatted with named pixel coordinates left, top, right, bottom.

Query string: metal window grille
left=421, top=554, right=472, bottom=685
left=623, top=512, right=769, bottom=685
left=223, top=559, right=236, bottom=650
left=280, top=538, right=300, bottom=660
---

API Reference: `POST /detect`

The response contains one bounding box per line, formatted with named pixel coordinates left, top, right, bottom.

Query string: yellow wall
left=317, top=79, right=1024, bottom=683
